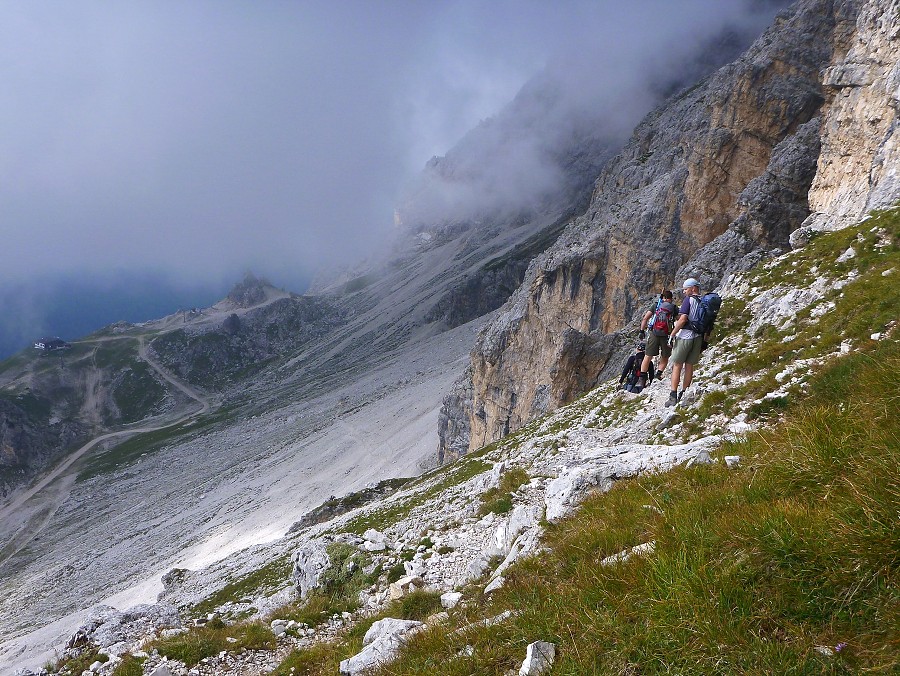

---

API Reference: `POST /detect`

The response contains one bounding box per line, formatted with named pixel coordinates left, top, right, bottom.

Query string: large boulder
left=545, top=467, right=612, bottom=523
left=339, top=618, right=424, bottom=675
left=292, top=540, right=331, bottom=599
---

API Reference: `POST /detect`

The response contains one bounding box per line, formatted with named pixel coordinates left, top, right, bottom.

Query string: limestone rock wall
left=800, top=0, right=900, bottom=235
left=439, top=0, right=865, bottom=459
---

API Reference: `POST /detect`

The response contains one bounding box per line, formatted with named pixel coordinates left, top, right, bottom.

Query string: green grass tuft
left=153, top=622, right=275, bottom=667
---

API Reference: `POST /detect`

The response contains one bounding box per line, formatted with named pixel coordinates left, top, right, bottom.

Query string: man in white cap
left=665, top=278, right=703, bottom=407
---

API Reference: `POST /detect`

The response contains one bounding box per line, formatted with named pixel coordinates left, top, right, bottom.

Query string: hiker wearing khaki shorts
left=666, top=278, right=703, bottom=407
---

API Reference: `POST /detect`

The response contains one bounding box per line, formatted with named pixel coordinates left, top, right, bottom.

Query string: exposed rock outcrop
left=0, top=398, right=88, bottom=499
left=798, top=0, right=900, bottom=240
left=440, top=0, right=864, bottom=457
left=149, top=295, right=345, bottom=390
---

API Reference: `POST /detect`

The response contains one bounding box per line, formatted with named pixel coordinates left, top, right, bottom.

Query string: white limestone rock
left=601, top=541, right=656, bottom=567
left=688, top=449, right=714, bottom=466
left=440, top=592, right=462, bottom=609
left=490, top=505, right=541, bottom=557
left=836, top=246, right=857, bottom=263
left=149, top=664, right=173, bottom=676
left=484, top=576, right=506, bottom=594
left=388, top=575, right=424, bottom=600
left=518, top=641, right=556, bottom=675
left=292, top=540, right=331, bottom=599
left=545, top=467, right=613, bottom=523
left=339, top=618, right=424, bottom=676
left=362, top=529, right=388, bottom=552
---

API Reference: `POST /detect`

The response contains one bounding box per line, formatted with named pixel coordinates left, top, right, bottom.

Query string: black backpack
left=687, top=293, right=722, bottom=335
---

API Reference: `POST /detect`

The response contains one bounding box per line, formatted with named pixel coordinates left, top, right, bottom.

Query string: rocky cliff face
left=795, top=0, right=900, bottom=240
left=0, top=398, right=87, bottom=498
left=440, top=0, right=876, bottom=459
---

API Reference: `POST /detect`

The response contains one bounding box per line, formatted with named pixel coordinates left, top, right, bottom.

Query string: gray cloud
left=1, top=0, right=784, bottom=294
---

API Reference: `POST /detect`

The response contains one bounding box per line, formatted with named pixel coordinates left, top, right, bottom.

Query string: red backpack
left=650, top=303, right=674, bottom=336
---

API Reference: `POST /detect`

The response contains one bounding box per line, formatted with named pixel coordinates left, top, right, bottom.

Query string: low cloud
left=0, top=1, right=786, bottom=314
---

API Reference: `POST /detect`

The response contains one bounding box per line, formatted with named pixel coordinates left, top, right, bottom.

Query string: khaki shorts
left=671, top=336, right=703, bottom=365
left=646, top=332, right=671, bottom=358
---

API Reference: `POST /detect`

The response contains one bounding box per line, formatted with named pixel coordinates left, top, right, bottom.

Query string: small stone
left=689, top=450, right=714, bottom=466
left=836, top=246, right=856, bottom=263
left=89, top=661, right=103, bottom=672
left=724, top=455, right=741, bottom=468
left=484, top=576, right=505, bottom=594
left=814, top=645, right=835, bottom=656
left=871, top=332, right=882, bottom=340
left=150, top=665, right=173, bottom=676
left=518, top=641, right=556, bottom=675
left=440, top=592, right=463, bottom=609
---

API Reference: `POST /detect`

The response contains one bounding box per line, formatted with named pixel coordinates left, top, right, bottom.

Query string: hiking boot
left=655, top=369, right=663, bottom=381
left=665, top=391, right=678, bottom=407
left=636, top=373, right=647, bottom=390
left=678, top=389, right=686, bottom=402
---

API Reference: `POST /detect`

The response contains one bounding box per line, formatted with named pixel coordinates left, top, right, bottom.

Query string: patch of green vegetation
left=191, top=555, right=292, bottom=619
left=91, top=338, right=140, bottom=369
left=49, top=647, right=108, bottom=674
left=345, top=457, right=492, bottom=535
left=386, top=562, right=406, bottom=584
left=112, top=361, right=167, bottom=423
left=0, top=391, right=53, bottom=421
left=290, top=478, right=413, bottom=532
left=271, top=612, right=382, bottom=676
left=478, top=467, right=530, bottom=516
left=269, top=591, right=444, bottom=676
left=78, top=403, right=240, bottom=481
left=376, top=331, right=900, bottom=675
left=343, top=274, right=374, bottom=293
left=110, top=654, right=145, bottom=676
left=271, top=543, right=373, bottom=628
left=153, top=621, right=275, bottom=667
left=389, top=589, right=443, bottom=621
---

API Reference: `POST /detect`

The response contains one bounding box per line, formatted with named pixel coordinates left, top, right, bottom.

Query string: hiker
left=637, top=289, right=677, bottom=389
left=619, top=343, right=646, bottom=392
left=666, top=278, right=704, bottom=407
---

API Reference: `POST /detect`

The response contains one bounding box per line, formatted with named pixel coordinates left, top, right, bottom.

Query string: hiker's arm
left=640, top=310, right=652, bottom=331
left=620, top=357, right=633, bottom=382
left=671, top=313, right=688, bottom=335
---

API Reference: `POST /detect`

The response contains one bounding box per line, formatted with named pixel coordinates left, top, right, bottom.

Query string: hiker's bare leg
left=670, top=362, right=682, bottom=391
left=682, top=363, right=694, bottom=390
left=640, top=355, right=653, bottom=373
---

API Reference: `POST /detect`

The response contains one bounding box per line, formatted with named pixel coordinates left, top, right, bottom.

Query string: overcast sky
left=1, top=0, right=784, bottom=298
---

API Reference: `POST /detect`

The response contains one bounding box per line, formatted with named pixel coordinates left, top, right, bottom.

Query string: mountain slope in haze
left=0, top=3, right=851, bottom=672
